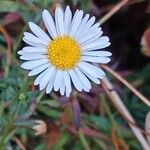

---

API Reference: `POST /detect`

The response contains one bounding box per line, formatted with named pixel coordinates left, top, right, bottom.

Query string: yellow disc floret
left=48, top=36, right=81, bottom=70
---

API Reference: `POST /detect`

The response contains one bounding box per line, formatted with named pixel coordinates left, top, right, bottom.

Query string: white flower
left=18, top=6, right=111, bottom=97
left=32, top=120, right=47, bottom=135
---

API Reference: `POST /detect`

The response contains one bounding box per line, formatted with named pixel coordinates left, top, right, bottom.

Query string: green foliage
left=0, top=0, right=149, bottom=149
left=0, top=1, right=18, bottom=12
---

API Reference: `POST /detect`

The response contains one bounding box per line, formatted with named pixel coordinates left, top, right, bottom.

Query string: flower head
left=18, top=6, right=111, bottom=97
left=32, top=120, right=47, bottom=135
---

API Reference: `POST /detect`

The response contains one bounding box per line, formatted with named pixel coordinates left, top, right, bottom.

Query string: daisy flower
left=18, top=6, right=111, bottom=97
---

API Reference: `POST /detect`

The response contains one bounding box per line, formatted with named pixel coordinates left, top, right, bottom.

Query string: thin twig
left=145, top=112, right=150, bottom=146
left=13, top=136, right=26, bottom=150
left=68, top=125, right=110, bottom=142
left=102, top=77, right=150, bottom=150
left=51, top=0, right=59, bottom=14
left=101, top=65, right=150, bottom=107
left=99, top=0, right=130, bottom=24
left=100, top=0, right=146, bottom=14
left=0, top=25, right=12, bottom=65
left=111, top=127, right=128, bottom=150
left=101, top=77, right=150, bottom=136
left=0, top=25, right=12, bottom=77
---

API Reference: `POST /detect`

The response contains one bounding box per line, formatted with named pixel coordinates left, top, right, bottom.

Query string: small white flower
left=32, top=120, right=47, bottom=135
left=18, top=6, right=111, bottom=97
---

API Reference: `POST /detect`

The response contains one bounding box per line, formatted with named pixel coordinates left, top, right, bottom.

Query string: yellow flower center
left=48, top=36, right=81, bottom=70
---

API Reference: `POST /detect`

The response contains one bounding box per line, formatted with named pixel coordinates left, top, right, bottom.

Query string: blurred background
left=0, top=0, right=150, bottom=149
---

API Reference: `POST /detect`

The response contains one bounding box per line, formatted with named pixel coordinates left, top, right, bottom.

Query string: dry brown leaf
left=46, top=125, right=61, bottom=150
left=68, top=125, right=110, bottom=142
left=4, top=12, right=22, bottom=26
left=141, top=28, right=150, bottom=57
left=60, top=107, right=71, bottom=125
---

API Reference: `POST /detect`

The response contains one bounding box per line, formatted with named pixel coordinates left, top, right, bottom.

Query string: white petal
left=23, top=38, right=36, bottom=47
left=60, top=74, right=65, bottom=95
left=77, top=16, right=95, bottom=40
left=60, top=84, right=65, bottom=95
left=79, top=27, right=102, bottom=44
left=82, top=85, right=90, bottom=92
left=34, top=67, right=50, bottom=85
left=22, top=46, right=47, bottom=54
left=81, top=31, right=103, bottom=46
left=46, top=69, right=57, bottom=94
left=42, top=9, right=57, bottom=38
left=75, top=67, right=91, bottom=90
left=28, top=22, right=50, bottom=42
left=64, top=71, right=72, bottom=97
left=23, top=38, right=46, bottom=49
left=92, top=22, right=100, bottom=29
left=55, top=7, right=65, bottom=36
left=28, top=63, right=50, bottom=76
left=69, top=69, right=82, bottom=92
left=21, top=59, right=49, bottom=70
left=80, top=23, right=101, bottom=41
left=23, top=32, right=48, bottom=46
left=83, top=51, right=112, bottom=57
left=81, top=56, right=111, bottom=64
left=82, top=36, right=110, bottom=51
left=54, top=70, right=63, bottom=92
left=74, top=14, right=90, bottom=39
left=86, top=16, right=96, bottom=28
left=20, top=54, right=47, bottom=60
left=79, top=68, right=100, bottom=84
left=17, top=50, right=23, bottom=55
left=78, top=62, right=105, bottom=78
left=39, top=67, right=55, bottom=91
left=68, top=10, right=79, bottom=34
left=69, top=10, right=83, bottom=36
left=85, top=42, right=111, bottom=51
left=64, top=6, right=72, bottom=34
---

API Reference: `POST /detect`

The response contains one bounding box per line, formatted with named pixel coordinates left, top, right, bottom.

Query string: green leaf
left=37, top=104, right=62, bottom=118
left=52, top=133, right=71, bottom=150
left=72, top=0, right=78, bottom=5
left=0, top=1, right=18, bottom=12
left=5, top=86, right=16, bottom=100
left=40, top=100, right=60, bottom=108
left=85, top=115, right=111, bottom=133
left=33, top=143, right=46, bottom=150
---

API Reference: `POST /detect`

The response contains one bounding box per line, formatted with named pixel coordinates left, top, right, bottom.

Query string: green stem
left=13, top=25, right=27, bottom=57
left=4, top=64, right=9, bottom=78
left=100, top=94, right=116, bottom=125
left=36, top=91, right=45, bottom=103
left=100, top=94, right=126, bottom=143
left=44, top=0, right=48, bottom=7
left=93, top=138, right=107, bottom=149
left=79, top=131, right=91, bottom=150
left=0, top=115, right=13, bottom=149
